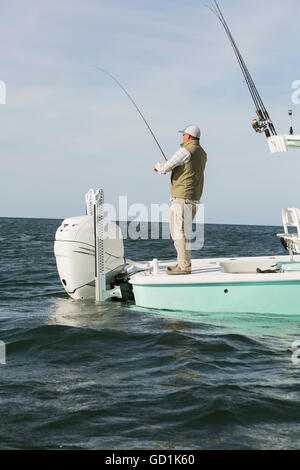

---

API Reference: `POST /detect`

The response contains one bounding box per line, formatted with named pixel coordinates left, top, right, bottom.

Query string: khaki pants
left=170, top=198, right=198, bottom=269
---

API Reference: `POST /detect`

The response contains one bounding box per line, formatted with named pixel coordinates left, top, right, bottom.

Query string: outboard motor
left=54, top=190, right=125, bottom=300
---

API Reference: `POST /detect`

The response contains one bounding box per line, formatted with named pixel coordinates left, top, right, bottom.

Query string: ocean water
left=1, top=217, right=300, bottom=450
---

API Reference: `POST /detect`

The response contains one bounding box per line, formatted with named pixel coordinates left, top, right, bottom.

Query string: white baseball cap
left=178, top=124, right=201, bottom=139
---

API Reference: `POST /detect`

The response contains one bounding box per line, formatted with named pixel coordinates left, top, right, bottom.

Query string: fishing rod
left=207, top=0, right=277, bottom=138
left=208, top=1, right=273, bottom=134
left=207, top=3, right=259, bottom=111
left=214, top=1, right=277, bottom=137
left=95, top=66, right=167, bottom=161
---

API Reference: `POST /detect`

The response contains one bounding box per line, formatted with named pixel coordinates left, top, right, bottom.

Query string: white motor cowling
left=54, top=215, right=124, bottom=300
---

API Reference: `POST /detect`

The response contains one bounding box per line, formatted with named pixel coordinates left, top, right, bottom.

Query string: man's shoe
left=166, top=265, right=191, bottom=275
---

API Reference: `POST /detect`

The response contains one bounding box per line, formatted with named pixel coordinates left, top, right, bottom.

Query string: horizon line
left=0, top=215, right=283, bottom=228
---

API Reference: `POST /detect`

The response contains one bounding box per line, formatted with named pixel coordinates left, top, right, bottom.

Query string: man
left=154, top=125, right=207, bottom=275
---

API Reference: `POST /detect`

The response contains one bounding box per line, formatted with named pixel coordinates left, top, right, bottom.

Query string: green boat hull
left=132, top=280, right=300, bottom=315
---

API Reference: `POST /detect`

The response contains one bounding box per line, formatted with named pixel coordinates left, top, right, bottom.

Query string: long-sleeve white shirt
left=154, top=147, right=191, bottom=174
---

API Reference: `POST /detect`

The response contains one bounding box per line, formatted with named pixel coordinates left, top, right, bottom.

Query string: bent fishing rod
left=207, top=0, right=276, bottom=138
left=95, top=66, right=167, bottom=161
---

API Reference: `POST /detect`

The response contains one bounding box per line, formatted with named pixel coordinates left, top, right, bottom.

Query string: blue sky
left=1, top=0, right=300, bottom=224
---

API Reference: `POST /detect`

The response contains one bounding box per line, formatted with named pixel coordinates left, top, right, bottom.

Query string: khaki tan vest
left=170, top=140, right=207, bottom=200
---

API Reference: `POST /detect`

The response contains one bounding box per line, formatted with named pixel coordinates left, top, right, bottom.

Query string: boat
left=54, top=2, right=300, bottom=315
left=54, top=188, right=300, bottom=315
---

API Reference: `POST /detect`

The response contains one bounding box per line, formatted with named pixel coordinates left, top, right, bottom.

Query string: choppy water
left=1, top=217, right=300, bottom=450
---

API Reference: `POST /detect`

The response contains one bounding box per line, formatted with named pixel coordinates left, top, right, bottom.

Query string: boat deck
left=129, top=254, right=300, bottom=286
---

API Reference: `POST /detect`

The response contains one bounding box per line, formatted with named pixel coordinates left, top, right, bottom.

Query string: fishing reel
left=252, top=118, right=270, bottom=134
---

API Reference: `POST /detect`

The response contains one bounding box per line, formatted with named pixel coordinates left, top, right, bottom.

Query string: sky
left=1, top=0, right=300, bottom=225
